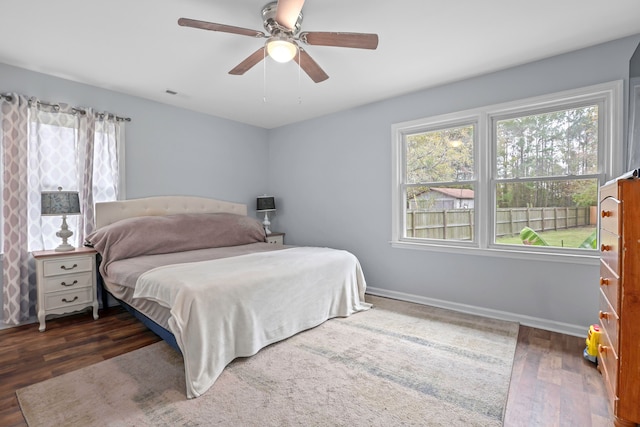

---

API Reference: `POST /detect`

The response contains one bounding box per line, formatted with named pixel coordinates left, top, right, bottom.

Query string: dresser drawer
left=600, top=229, right=620, bottom=276
left=598, top=327, right=619, bottom=411
left=44, top=287, right=93, bottom=311
left=43, top=272, right=93, bottom=293
left=43, top=256, right=93, bottom=277
left=599, top=181, right=618, bottom=201
left=599, top=260, right=620, bottom=313
left=600, top=197, right=620, bottom=235
left=599, top=290, right=619, bottom=353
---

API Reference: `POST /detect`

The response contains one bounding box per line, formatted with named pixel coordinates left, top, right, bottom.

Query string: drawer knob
left=60, top=263, right=78, bottom=271
left=61, top=280, right=78, bottom=287
left=599, top=277, right=610, bottom=286
left=599, top=310, right=610, bottom=320
left=598, top=344, right=609, bottom=354
left=601, top=210, right=612, bottom=218
left=600, top=244, right=611, bottom=252
left=61, top=296, right=79, bottom=303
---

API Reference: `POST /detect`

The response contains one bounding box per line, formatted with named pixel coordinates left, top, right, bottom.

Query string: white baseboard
left=366, top=287, right=588, bottom=338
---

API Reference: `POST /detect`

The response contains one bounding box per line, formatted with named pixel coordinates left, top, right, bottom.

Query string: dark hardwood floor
left=0, top=307, right=160, bottom=427
left=0, top=307, right=614, bottom=427
left=504, top=326, right=613, bottom=427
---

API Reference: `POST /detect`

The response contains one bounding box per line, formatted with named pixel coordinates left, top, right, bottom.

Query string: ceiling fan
left=178, top=0, right=379, bottom=83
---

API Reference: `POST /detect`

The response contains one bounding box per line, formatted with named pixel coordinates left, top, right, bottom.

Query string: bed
left=87, top=195, right=371, bottom=398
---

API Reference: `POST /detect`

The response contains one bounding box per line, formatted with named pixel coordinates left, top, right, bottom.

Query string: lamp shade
left=257, top=196, right=276, bottom=212
left=41, top=188, right=81, bottom=216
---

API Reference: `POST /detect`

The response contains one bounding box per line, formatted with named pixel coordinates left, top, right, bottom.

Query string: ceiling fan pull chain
left=263, top=48, right=268, bottom=104
left=297, top=49, right=302, bottom=104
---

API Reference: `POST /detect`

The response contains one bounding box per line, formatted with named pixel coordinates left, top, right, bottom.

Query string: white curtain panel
left=84, top=115, right=121, bottom=237
left=1, top=95, right=122, bottom=325
left=28, top=103, right=81, bottom=251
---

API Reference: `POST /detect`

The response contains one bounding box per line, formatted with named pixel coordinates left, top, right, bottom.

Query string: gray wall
left=630, top=42, right=640, bottom=78
left=267, top=34, right=640, bottom=335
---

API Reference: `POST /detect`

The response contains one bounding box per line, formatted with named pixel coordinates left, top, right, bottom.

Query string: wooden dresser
left=598, top=173, right=640, bottom=427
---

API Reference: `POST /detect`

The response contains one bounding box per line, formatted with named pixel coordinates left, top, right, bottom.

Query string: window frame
left=394, top=114, right=481, bottom=248
left=391, top=80, right=624, bottom=263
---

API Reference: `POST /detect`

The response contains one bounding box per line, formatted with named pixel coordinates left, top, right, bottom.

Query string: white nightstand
left=33, top=247, right=99, bottom=332
left=266, top=232, right=285, bottom=245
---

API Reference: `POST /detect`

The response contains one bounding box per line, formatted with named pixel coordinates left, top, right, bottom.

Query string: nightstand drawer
left=44, top=287, right=93, bottom=311
left=43, top=256, right=93, bottom=277
left=266, top=232, right=285, bottom=245
left=44, top=272, right=93, bottom=293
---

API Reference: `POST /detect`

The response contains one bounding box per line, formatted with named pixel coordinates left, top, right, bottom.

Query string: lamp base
left=54, top=243, right=75, bottom=252
left=55, top=214, right=75, bottom=252
left=262, top=211, right=272, bottom=235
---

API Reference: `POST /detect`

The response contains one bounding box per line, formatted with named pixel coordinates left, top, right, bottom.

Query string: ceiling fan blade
left=293, top=48, right=329, bottom=83
left=229, top=47, right=266, bottom=75
left=178, top=18, right=265, bottom=38
left=275, top=0, right=305, bottom=30
left=299, top=32, right=379, bottom=50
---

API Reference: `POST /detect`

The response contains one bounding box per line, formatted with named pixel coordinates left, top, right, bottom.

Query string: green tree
left=405, top=124, right=474, bottom=204
left=495, top=106, right=598, bottom=208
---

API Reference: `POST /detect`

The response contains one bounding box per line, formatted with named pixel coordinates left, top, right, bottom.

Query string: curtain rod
left=0, top=93, right=132, bottom=122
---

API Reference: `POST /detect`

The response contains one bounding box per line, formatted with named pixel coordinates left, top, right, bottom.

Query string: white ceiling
left=2, top=0, right=640, bottom=129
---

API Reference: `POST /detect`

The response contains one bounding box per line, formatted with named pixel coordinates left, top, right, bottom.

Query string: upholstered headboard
left=94, top=196, right=248, bottom=229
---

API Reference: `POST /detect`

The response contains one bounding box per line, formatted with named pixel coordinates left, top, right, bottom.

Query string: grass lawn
left=496, top=226, right=596, bottom=248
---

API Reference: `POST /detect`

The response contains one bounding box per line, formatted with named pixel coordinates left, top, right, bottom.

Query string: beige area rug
left=17, top=296, right=519, bottom=427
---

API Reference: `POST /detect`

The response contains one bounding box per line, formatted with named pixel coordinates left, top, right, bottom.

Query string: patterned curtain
left=1, top=95, right=123, bottom=325
left=77, top=107, right=95, bottom=241
left=1, top=94, right=33, bottom=325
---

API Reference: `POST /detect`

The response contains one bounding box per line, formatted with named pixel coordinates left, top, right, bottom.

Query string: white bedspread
left=133, top=246, right=371, bottom=398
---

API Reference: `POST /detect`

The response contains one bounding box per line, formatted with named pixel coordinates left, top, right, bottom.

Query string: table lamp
left=41, top=187, right=81, bottom=252
left=256, top=195, right=276, bottom=235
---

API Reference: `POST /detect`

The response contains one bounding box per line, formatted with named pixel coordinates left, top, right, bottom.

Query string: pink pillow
left=86, top=213, right=266, bottom=269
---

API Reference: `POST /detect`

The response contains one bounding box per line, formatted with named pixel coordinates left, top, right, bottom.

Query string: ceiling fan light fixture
left=266, top=37, right=298, bottom=63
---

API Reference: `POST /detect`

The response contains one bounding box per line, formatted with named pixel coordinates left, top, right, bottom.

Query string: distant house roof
left=430, top=188, right=474, bottom=199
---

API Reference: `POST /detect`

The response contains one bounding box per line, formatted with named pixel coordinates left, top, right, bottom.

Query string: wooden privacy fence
left=406, top=206, right=591, bottom=240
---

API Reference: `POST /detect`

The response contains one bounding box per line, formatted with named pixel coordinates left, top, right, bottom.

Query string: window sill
left=390, top=240, right=599, bottom=266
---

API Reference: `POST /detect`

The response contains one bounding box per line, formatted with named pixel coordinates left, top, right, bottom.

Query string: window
left=493, top=105, right=600, bottom=250
left=0, top=101, right=124, bottom=253
left=392, top=81, right=623, bottom=259
left=404, top=122, right=477, bottom=243
left=29, top=111, right=123, bottom=250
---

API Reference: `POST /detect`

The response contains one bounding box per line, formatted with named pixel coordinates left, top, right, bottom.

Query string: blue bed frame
left=117, top=297, right=181, bottom=353
left=97, top=269, right=181, bottom=353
